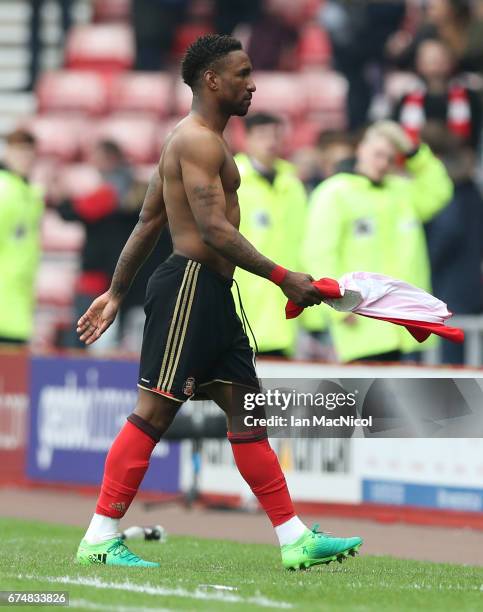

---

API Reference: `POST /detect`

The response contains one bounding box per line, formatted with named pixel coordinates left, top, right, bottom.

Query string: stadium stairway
left=0, top=1, right=91, bottom=347
left=0, top=0, right=90, bottom=155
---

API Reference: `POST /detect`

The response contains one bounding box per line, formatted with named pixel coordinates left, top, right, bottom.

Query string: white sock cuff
left=84, top=513, right=121, bottom=545
left=275, top=515, right=308, bottom=547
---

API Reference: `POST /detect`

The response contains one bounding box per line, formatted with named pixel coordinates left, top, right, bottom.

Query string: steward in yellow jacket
left=234, top=113, right=307, bottom=356
left=0, top=130, right=43, bottom=343
left=302, top=121, right=453, bottom=362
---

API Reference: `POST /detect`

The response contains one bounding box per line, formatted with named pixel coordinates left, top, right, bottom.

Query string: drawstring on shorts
left=232, top=278, right=259, bottom=358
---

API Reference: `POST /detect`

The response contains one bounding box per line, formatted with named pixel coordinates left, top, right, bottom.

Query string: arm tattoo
left=192, top=185, right=220, bottom=208
left=110, top=220, right=158, bottom=299
left=216, top=229, right=276, bottom=279
left=110, top=174, right=165, bottom=299
left=191, top=184, right=277, bottom=279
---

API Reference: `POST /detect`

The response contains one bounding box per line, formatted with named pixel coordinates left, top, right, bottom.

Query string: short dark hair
left=181, top=34, right=243, bottom=89
left=7, top=128, right=36, bottom=147
left=317, top=129, right=355, bottom=150
left=448, top=0, right=471, bottom=22
left=245, top=112, right=282, bottom=132
left=96, top=139, right=125, bottom=161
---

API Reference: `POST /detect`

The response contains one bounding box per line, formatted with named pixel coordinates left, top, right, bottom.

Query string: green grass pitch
left=0, top=518, right=482, bottom=611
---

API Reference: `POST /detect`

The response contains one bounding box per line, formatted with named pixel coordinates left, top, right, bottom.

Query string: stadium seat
left=248, top=72, right=306, bottom=117
left=36, top=261, right=78, bottom=307
left=288, top=118, right=334, bottom=151
left=20, top=115, right=86, bottom=161
left=83, top=115, right=160, bottom=164
left=109, top=72, right=173, bottom=117
left=93, top=0, right=131, bottom=22
left=65, top=24, right=134, bottom=71
left=135, top=164, right=157, bottom=184
left=31, top=159, right=58, bottom=194
left=172, top=23, right=214, bottom=60
left=57, top=163, right=104, bottom=199
left=174, top=80, right=193, bottom=116
left=297, top=23, right=332, bottom=68
left=157, top=117, right=182, bottom=151
left=37, top=71, right=110, bottom=115
left=225, top=117, right=246, bottom=153
left=41, top=209, right=85, bottom=253
left=302, top=70, right=348, bottom=113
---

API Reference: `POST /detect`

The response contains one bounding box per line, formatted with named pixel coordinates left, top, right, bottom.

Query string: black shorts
left=138, top=254, right=259, bottom=402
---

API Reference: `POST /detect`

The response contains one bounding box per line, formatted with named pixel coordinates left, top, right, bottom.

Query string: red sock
left=96, top=415, right=159, bottom=518
left=229, top=435, right=296, bottom=527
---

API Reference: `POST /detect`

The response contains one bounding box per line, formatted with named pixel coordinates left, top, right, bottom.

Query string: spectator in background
left=387, top=0, right=483, bottom=75
left=52, top=141, right=137, bottom=348
left=246, top=1, right=299, bottom=71
left=0, top=129, right=43, bottom=344
left=28, top=0, right=73, bottom=90
left=394, top=39, right=482, bottom=151
left=302, top=121, right=453, bottom=363
left=290, top=146, right=324, bottom=193
left=296, top=129, right=355, bottom=359
left=132, top=0, right=188, bottom=70
left=291, top=131, right=354, bottom=195
left=422, top=121, right=483, bottom=364
left=234, top=113, right=307, bottom=357
left=320, top=0, right=406, bottom=129
left=317, top=130, right=355, bottom=180
left=214, top=0, right=261, bottom=35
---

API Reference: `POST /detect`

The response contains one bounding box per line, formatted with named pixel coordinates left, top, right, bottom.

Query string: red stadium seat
left=20, top=115, right=86, bottom=160
left=157, top=117, right=182, bottom=151
left=109, top=72, right=172, bottom=117
left=297, top=23, right=332, bottom=68
left=65, top=24, right=134, bottom=71
left=288, top=117, right=345, bottom=151
left=58, top=163, right=104, bottom=199
left=171, top=23, right=214, bottom=59
left=93, top=0, right=131, bottom=22
left=84, top=115, right=160, bottom=164
left=174, top=80, right=192, bottom=116
left=225, top=117, right=246, bottom=153
left=249, top=72, right=306, bottom=117
left=37, top=71, right=110, bottom=115
left=41, top=209, right=85, bottom=253
left=31, top=159, right=58, bottom=193
left=135, top=164, right=157, bottom=184
left=302, top=70, right=348, bottom=113
left=36, top=261, right=77, bottom=306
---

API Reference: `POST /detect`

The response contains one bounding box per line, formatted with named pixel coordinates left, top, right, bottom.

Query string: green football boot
left=281, top=524, right=363, bottom=570
left=76, top=537, right=159, bottom=567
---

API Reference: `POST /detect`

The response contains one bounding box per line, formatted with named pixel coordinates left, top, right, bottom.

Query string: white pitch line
left=69, top=599, right=174, bottom=612
left=16, top=574, right=293, bottom=609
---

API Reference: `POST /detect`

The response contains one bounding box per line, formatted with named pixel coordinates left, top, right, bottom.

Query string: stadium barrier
left=1, top=351, right=482, bottom=524
left=0, top=349, right=28, bottom=484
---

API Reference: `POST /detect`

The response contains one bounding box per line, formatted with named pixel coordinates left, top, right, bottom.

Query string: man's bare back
left=159, top=116, right=241, bottom=279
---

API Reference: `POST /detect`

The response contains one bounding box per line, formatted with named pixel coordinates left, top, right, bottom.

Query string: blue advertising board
left=27, top=355, right=180, bottom=493
left=363, top=479, right=483, bottom=512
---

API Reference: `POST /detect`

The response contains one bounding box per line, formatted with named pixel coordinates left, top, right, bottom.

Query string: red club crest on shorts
left=183, top=376, right=196, bottom=396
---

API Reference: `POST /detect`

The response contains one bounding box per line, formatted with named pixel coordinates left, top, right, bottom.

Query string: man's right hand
left=280, top=271, right=323, bottom=307
left=77, top=290, right=121, bottom=345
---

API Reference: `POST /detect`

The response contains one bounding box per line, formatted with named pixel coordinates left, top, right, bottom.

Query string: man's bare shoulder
left=167, top=118, right=225, bottom=163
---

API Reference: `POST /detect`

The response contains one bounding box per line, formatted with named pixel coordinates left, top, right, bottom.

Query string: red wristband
left=269, top=265, right=288, bottom=285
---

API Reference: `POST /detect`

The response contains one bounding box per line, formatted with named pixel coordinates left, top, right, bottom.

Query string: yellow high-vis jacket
left=234, top=153, right=307, bottom=355
left=301, top=144, right=453, bottom=362
left=0, top=168, right=43, bottom=341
